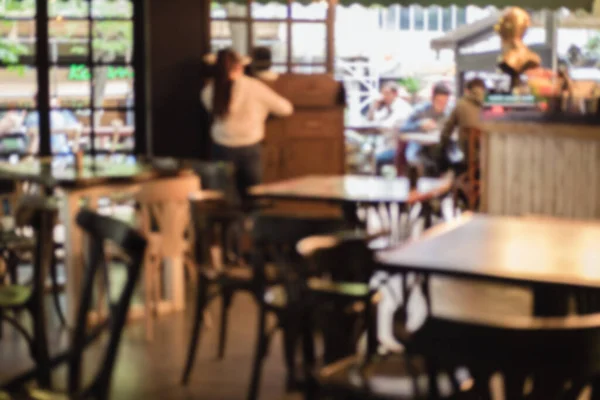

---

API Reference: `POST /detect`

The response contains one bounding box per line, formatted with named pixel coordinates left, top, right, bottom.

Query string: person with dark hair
left=201, top=48, right=293, bottom=200
left=396, top=82, right=452, bottom=175
left=439, top=78, right=487, bottom=164
left=247, top=46, right=279, bottom=82
left=368, top=82, right=413, bottom=174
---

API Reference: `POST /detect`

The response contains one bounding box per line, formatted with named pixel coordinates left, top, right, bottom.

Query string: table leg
left=341, top=202, right=363, bottom=230
left=164, top=256, right=185, bottom=311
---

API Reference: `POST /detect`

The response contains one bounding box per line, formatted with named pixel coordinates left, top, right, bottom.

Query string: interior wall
left=144, top=0, right=211, bottom=159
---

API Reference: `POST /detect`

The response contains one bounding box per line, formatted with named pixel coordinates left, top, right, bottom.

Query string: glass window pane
left=93, top=21, right=133, bottom=63
left=50, top=107, right=83, bottom=155
left=271, top=64, right=288, bottom=74
left=251, top=2, right=287, bottom=19
left=291, top=23, right=325, bottom=64
left=292, top=65, right=326, bottom=74
left=93, top=66, right=133, bottom=108
left=0, top=66, right=36, bottom=109
left=252, top=22, right=287, bottom=64
left=413, top=6, right=424, bottom=31
left=399, top=7, right=410, bottom=30
left=456, top=7, right=467, bottom=27
left=49, top=20, right=90, bottom=63
left=49, top=0, right=88, bottom=18
left=212, top=2, right=248, bottom=19
left=211, top=21, right=248, bottom=56
left=386, top=6, right=396, bottom=29
left=442, top=7, right=453, bottom=31
left=1, top=21, right=35, bottom=65
left=291, top=2, right=327, bottom=20
left=51, top=66, right=91, bottom=108
left=92, top=0, right=133, bottom=19
left=0, top=108, right=31, bottom=158
left=428, top=6, right=439, bottom=31
left=1, top=0, right=36, bottom=18
left=90, top=109, right=135, bottom=153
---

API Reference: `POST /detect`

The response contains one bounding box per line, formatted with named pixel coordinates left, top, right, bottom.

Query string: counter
left=481, top=112, right=600, bottom=219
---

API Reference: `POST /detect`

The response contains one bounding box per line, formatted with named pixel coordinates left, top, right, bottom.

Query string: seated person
left=438, top=78, right=487, bottom=175
left=368, top=83, right=413, bottom=173
left=398, top=83, right=451, bottom=176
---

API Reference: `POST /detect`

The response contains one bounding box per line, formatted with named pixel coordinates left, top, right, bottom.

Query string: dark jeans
left=211, top=142, right=263, bottom=202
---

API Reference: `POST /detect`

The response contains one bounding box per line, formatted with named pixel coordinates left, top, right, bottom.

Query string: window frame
left=209, top=0, right=335, bottom=74
left=0, top=0, right=143, bottom=157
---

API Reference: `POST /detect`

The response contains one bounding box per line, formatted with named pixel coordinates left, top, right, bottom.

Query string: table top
left=377, top=213, right=600, bottom=289
left=250, top=174, right=453, bottom=205
left=0, top=157, right=191, bottom=189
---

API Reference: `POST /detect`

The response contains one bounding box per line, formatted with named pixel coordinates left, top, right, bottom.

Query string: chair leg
left=217, top=290, right=233, bottom=360
left=301, top=312, right=317, bottom=399
left=49, top=250, right=67, bottom=328
left=144, top=251, right=155, bottom=342
left=247, top=305, right=270, bottom=400
left=181, top=275, right=210, bottom=385
left=282, top=315, right=301, bottom=392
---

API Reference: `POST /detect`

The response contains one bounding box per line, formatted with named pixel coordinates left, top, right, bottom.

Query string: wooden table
left=377, top=213, right=600, bottom=315
left=0, top=157, right=196, bottom=324
left=250, top=174, right=453, bottom=226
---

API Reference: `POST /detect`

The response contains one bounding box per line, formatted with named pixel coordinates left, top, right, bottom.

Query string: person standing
left=201, top=49, right=293, bottom=202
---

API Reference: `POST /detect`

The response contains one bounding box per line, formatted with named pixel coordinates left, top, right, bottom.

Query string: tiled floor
left=0, top=290, right=299, bottom=400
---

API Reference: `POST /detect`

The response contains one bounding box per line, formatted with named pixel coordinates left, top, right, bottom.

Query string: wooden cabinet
left=263, top=74, right=345, bottom=183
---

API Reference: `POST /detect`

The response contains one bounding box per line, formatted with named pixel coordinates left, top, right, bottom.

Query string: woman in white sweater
left=201, top=49, right=293, bottom=201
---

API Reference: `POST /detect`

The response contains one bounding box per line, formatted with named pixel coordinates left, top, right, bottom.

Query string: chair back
left=136, top=175, right=199, bottom=257
left=466, top=127, right=481, bottom=210
left=251, top=215, right=346, bottom=291
left=68, top=209, right=147, bottom=399
left=11, top=196, right=58, bottom=387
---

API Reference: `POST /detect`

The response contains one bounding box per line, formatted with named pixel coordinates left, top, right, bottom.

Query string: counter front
left=482, top=112, right=600, bottom=219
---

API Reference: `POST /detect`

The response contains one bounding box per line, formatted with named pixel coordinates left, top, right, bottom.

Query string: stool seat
left=0, top=285, right=31, bottom=308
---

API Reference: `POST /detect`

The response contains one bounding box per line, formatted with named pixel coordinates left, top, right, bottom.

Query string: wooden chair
left=409, top=310, right=600, bottom=399
left=245, top=215, right=352, bottom=400
left=453, top=128, right=481, bottom=211
left=300, top=234, right=447, bottom=400
left=0, top=196, right=57, bottom=388
left=0, top=208, right=147, bottom=400
left=135, top=174, right=200, bottom=340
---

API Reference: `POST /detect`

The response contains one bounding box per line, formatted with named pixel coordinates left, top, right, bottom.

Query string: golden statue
left=495, top=7, right=541, bottom=89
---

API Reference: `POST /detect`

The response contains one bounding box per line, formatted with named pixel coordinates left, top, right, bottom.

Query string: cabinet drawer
left=274, top=74, right=342, bottom=107
left=285, top=111, right=343, bottom=139
left=265, top=118, right=285, bottom=143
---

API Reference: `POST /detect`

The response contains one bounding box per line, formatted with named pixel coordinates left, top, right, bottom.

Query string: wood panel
left=282, top=137, right=342, bottom=179
left=484, top=124, right=600, bottom=219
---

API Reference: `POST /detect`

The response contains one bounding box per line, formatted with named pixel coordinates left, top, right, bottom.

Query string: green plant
left=398, top=77, right=422, bottom=95
left=585, top=35, right=600, bottom=57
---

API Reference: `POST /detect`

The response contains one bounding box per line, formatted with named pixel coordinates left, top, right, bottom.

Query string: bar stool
left=135, top=174, right=200, bottom=340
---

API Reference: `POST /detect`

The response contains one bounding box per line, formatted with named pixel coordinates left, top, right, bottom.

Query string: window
left=0, top=0, right=140, bottom=158
left=210, top=1, right=332, bottom=73
left=412, top=6, right=424, bottom=31
left=399, top=6, right=410, bottom=30
left=442, top=7, right=453, bottom=32
left=428, top=6, right=440, bottom=31
left=456, top=7, right=467, bottom=27
left=386, top=6, right=397, bottom=30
